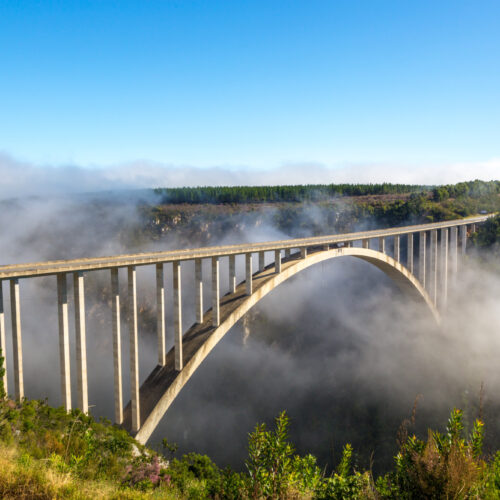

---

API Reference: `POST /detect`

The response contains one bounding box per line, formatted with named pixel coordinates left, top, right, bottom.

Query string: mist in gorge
left=1, top=186, right=500, bottom=478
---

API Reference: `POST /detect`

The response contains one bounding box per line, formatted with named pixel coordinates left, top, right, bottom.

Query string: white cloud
left=0, top=151, right=498, bottom=200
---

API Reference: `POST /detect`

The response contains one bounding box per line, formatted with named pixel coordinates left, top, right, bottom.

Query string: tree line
left=154, top=180, right=500, bottom=205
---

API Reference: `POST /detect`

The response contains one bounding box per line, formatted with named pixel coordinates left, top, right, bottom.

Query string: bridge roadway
left=0, top=214, right=490, bottom=279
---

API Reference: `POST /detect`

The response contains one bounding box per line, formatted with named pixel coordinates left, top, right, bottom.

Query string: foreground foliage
left=1, top=350, right=500, bottom=498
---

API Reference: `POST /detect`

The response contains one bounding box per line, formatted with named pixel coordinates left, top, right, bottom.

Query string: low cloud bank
left=1, top=152, right=499, bottom=200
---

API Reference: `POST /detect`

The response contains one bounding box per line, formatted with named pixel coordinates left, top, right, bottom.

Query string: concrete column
left=407, top=234, right=414, bottom=273
left=430, top=230, right=438, bottom=305
left=245, top=253, right=252, bottom=295
left=275, top=249, right=281, bottom=274
left=0, top=281, right=7, bottom=396
left=450, top=226, right=458, bottom=276
left=156, top=262, right=166, bottom=366
left=440, top=228, right=448, bottom=310
left=57, top=274, right=71, bottom=411
left=301, top=247, right=308, bottom=259
left=323, top=244, right=330, bottom=251
left=460, top=225, right=467, bottom=256
left=229, top=255, right=236, bottom=294
left=258, top=251, right=265, bottom=272
left=10, top=279, right=23, bottom=401
left=418, top=232, right=426, bottom=287
left=285, top=248, right=291, bottom=259
left=394, top=236, right=400, bottom=262
left=128, top=266, right=140, bottom=432
left=173, top=261, right=183, bottom=371
left=156, top=264, right=166, bottom=365
left=73, top=272, right=88, bottom=414
left=212, top=257, right=220, bottom=327
left=471, top=223, right=476, bottom=233
left=379, top=237, right=385, bottom=253
left=110, top=268, right=123, bottom=424
left=195, top=259, right=203, bottom=324
left=362, top=239, right=369, bottom=249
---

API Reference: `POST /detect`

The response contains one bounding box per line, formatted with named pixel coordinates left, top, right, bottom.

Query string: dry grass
left=0, top=444, right=181, bottom=500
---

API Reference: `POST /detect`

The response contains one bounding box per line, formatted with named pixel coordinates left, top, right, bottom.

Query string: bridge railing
left=0, top=214, right=491, bottom=434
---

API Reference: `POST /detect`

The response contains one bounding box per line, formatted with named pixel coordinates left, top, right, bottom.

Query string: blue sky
left=1, top=0, right=499, bottom=177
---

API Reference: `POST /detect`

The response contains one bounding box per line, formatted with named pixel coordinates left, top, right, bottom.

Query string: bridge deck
left=0, top=214, right=490, bottom=279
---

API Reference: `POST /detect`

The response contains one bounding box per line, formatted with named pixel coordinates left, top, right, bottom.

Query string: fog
left=2, top=152, right=500, bottom=200
left=0, top=168, right=499, bottom=474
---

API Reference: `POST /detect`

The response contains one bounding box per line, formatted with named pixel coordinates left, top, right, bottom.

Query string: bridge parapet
left=0, top=214, right=491, bottom=440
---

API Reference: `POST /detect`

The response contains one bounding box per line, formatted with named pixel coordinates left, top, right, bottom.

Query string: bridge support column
left=362, top=239, right=369, bottom=249
left=212, top=257, right=220, bottom=327
left=323, top=244, right=330, bottom=251
left=73, top=271, right=88, bottom=414
left=275, top=250, right=281, bottom=273
left=57, top=274, right=71, bottom=411
left=471, top=223, right=476, bottom=233
left=173, top=261, right=183, bottom=371
left=418, top=232, right=426, bottom=287
left=460, top=225, right=467, bottom=256
left=195, top=259, right=203, bottom=325
left=430, top=230, right=438, bottom=305
left=229, top=255, right=236, bottom=294
left=245, top=253, right=252, bottom=295
left=128, top=266, right=140, bottom=432
left=156, top=264, right=166, bottom=365
left=301, top=247, right=308, bottom=259
left=450, top=226, right=458, bottom=277
left=258, top=251, right=265, bottom=272
left=10, top=279, right=23, bottom=401
left=407, top=234, right=414, bottom=273
left=285, top=249, right=291, bottom=259
left=0, top=282, right=7, bottom=396
left=379, top=237, right=385, bottom=253
left=394, top=236, right=400, bottom=262
left=440, top=228, right=448, bottom=310
left=110, top=269, right=123, bottom=424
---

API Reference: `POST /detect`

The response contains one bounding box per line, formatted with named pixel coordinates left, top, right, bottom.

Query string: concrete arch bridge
left=0, top=215, right=490, bottom=443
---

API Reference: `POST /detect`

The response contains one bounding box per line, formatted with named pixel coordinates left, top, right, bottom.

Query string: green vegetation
left=1, top=349, right=500, bottom=500
left=154, top=180, right=500, bottom=206
left=154, top=183, right=430, bottom=204
left=472, top=214, right=500, bottom=255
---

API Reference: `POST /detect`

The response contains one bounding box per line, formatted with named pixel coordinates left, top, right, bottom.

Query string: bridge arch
left=127, top=246, right=439, bottom=443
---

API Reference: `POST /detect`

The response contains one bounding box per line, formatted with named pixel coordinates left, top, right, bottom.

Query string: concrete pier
left=419, top=232, right=426, bottom=287
left=10, top=279, right=23, bottom=400
left=275, top=249, right=281, bottom=274
left=73, top=271, right=88, bottom=414
left=245, top=253, right=252, bottom=295
left=156, top=264, right=166, bottom=365
left=0, top=282, right=7, bottom=396
left=110, top=268, right=123, bottom=424
left=379, top=237, right=385, bottom=253
left=460, top=225, right=467, bottom=256
left=285, top=249, right=291, bottom=259
left=440, top=228, right=448, bottom=310
left=173, top=261, right=183, bottom=371
left=450, top=226, right=458, bottom=276
left=430, top=230, right=438, bottom=305
left=212, top=257, right=220, bottom=327
left=195, top=259, right=203, bottom=324
left=301, top=247, right=308, bottom=259
left=128, top=266, right=140, bottom=432
left=258, top=251, right=265, bottom=272
left=407, top=234, right=414, bottom=273
left=57, top=274, right=71, bottom=411
left=229, top=255, right=236, bottom=294
left=394, top=236, right=400, bottom=262
left=362, top=239, right=369, bottom=249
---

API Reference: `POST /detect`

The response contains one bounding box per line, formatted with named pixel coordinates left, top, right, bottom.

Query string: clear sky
left=1, top=0, right=499, bottom=172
